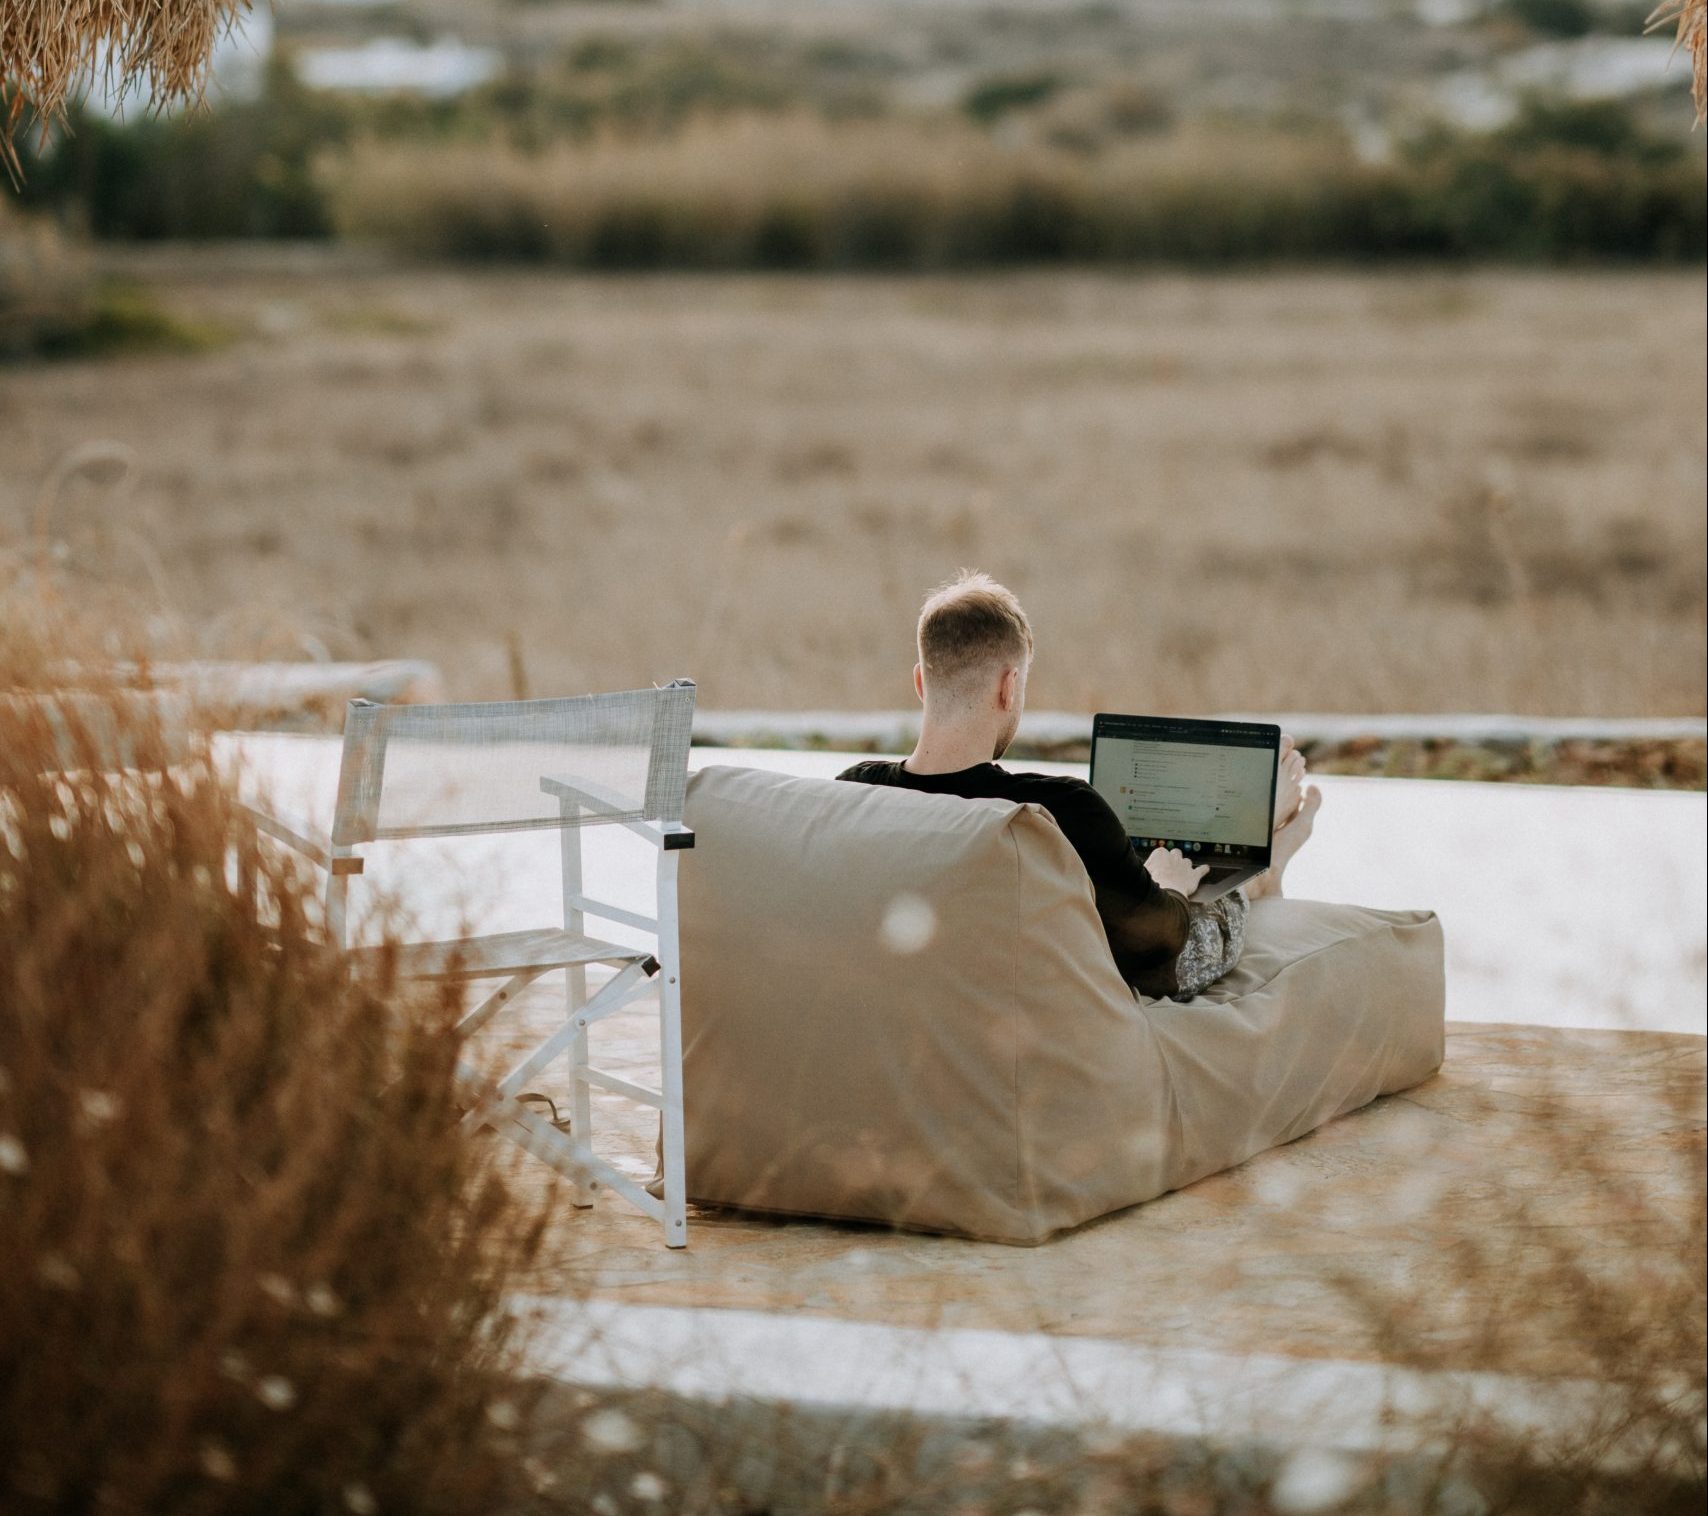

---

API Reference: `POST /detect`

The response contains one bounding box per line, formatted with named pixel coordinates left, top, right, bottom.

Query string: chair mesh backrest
left=330, top=682, right=696, bottom=844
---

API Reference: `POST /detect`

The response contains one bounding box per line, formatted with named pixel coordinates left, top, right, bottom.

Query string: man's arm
left=1033, top=780, right=1194, bottom=991
left=1043, top=780, right=1189, bottom=905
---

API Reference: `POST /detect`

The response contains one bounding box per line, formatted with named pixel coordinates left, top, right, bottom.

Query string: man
left=838, top=571, right=1322, bottom=1000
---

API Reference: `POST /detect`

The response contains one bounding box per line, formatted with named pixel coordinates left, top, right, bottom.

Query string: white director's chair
left=241, top=681, right=697, bottom=1248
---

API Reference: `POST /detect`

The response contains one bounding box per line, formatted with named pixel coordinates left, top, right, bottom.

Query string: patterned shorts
left=1169, top=886, right=1250, bottom=1001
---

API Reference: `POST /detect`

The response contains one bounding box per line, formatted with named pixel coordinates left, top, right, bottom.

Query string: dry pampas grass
left=0, top=0, right=248, bottom=175
left=1650, top=0, right=1708, bottom=123
left=0, top=608, right=553, bottom=1514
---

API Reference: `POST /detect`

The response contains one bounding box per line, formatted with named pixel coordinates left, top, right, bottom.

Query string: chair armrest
left=539, top=776, right=694, bottom=851
left=539, top=773, right=632, bottom=817
left=236, top=800, right=363, bottom=875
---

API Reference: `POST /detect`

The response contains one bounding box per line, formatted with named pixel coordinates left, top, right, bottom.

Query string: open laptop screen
left=1090, top=716, right=1279, bottom=865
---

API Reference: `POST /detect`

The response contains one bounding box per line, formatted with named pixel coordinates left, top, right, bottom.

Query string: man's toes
left=1276, top=784, right=1322, bottom=839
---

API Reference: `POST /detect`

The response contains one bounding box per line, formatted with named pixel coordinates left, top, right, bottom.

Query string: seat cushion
left=678, top=765, right=1444, bottom=1244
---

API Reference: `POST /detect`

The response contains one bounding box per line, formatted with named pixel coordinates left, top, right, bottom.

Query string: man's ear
left=999, top=666, right=1019, bottom=711
left=913, top=663, right=926, bottom=704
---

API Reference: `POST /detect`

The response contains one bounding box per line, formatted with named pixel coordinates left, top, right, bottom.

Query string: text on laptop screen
left=1092, top=737, right=1273, bottom=848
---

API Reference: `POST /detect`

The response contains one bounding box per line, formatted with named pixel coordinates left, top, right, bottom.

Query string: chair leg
left=559, top=808, right=596, bottom=1209
left=325, top=872, right=349, bottom=951
left=567, top=983, right=595, bottom=1210
left=657, top=849, right=688, bottom=1249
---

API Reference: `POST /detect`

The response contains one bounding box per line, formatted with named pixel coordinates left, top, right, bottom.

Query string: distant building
left=293, top=36, right=504, bottom=98
left=77, top=6, right=506, bottom=117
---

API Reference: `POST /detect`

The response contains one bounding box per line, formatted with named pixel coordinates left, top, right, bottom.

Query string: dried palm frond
left=0, top=0, right=249, bottom=178
left=1648, top=0, right=1708, bottom=125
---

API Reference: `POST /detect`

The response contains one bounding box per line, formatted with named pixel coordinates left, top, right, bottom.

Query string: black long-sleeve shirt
left=836, top=759, right=1197, bottom=998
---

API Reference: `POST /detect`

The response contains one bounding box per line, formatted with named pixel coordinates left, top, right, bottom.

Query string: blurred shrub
left=1498, top=0, right=1597, bottom=37
left=12, top=55, right=343, bottom=240
left=1102, top=80, right=1178, bottom=137
left=0, top=198, right=94, bottom=357
left=601, top=40, right=800, bottom=129
left=49, top=282, right=235, bottom=358
left=0, top=674, right=546, bottom=1514
left=1, top=205, right=234, bottom=360
left=962, top=72, right=1063, bottom=123
left=1403, top=136, right=1707, bottom=259
left=1495, top=94, right=1687, bottom=161
left=325, top=112, right=1706, bottom=268
left=1035, top=82, right=1177, bottom=154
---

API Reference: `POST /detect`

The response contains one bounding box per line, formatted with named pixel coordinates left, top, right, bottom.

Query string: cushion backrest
left=678, top=764, right=1170, bottom=1241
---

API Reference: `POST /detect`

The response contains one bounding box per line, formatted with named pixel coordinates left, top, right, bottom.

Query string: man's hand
left=1145, top=846, right=1208, bottom=898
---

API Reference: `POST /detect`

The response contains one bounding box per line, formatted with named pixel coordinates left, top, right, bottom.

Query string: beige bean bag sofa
left=677, top=765, right=1445, bottom=1245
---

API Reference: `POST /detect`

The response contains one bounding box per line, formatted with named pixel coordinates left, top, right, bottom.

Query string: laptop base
left=1189, top=864, right=1264, bottom=904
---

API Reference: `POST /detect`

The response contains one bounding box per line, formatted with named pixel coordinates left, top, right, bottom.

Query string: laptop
left=1090, top=714, right=1282, bottom=904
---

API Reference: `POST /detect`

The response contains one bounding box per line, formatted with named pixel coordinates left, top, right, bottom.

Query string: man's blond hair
left=916, top=570, right=1033, bottom=699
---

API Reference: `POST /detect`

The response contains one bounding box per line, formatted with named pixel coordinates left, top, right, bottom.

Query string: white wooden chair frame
left=240, top=685, right=695, bottom=1248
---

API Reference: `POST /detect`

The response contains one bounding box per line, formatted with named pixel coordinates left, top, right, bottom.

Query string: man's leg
left=1274, top=736, right=1306, bottom=830
left=1171, top=888, right=1250, bottom=1000
left=1248, top=784, right=1322, bottom=900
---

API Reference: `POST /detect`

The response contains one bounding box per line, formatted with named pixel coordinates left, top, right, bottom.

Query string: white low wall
left=694, top=708, right=1708, bottom=751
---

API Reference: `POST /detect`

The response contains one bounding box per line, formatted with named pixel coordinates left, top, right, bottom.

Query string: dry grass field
left=2, top=252, right=1703, bottom=716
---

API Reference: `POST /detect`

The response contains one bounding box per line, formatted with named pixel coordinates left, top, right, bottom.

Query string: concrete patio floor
left=224, top=737, right=1707, bottom=1494
left=506, top=1007, right=1700, bottom=1374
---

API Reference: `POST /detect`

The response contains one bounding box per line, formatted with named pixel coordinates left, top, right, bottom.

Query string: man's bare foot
left=1249, top=785, right=1321, bottom=900
left=1273, top=736, right=1307, bottom=830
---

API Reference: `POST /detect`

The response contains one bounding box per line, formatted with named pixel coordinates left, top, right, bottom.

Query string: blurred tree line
left=7, top=46, right=1704, bottom=265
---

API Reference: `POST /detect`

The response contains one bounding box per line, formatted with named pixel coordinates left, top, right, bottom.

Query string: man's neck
left=904, top=719, right=1000, bottom=776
